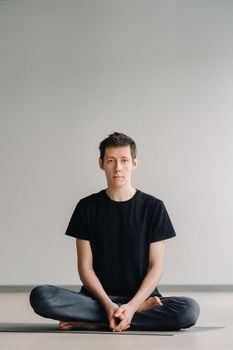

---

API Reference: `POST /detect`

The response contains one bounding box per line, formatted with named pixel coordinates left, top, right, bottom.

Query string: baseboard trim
left=158, top=285, right=233, bottom=292
left=1, top=285, right=233, bottom=293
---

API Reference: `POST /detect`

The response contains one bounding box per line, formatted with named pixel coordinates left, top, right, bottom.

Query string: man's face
left=99, top=145, right=137, bottom=188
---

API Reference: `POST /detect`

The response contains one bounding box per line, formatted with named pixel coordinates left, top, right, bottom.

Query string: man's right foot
left=59, top=321, right=108, bottom=331
left=137, top=296, right=163, bottom=312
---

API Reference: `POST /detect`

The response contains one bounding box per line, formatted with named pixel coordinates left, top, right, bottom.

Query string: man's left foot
left=137, top=296, right=163, bottom=312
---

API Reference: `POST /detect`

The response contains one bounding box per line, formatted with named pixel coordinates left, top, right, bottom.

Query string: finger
left=114, top=309, right=124, bottom=318
left=109, top=317, right=117, bottom=330
left=115, top=313, right=125, bottom=321
left=113, top=320, right=127, bottom=332
left=113, top=324, right=123, bottom=332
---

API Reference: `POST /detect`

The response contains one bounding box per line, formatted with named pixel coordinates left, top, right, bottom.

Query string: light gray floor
left=0, top=291, right=232, bottom=349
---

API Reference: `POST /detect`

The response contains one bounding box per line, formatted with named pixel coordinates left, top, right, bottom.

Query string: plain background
left=0, top=0, right=233, bottom=286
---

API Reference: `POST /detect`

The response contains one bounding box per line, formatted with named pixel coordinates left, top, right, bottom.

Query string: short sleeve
left=65, top=199, right=90, bottom=240
left=150, top=201, right=176, bottom=243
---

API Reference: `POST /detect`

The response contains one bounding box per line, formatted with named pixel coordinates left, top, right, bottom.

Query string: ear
left=132, top=158, right=138, bottom=169
left=99, top=158, right=104, bottom=170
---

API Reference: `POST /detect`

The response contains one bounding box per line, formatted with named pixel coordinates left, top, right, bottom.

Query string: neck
left=106, top=186, right=137, bottom=202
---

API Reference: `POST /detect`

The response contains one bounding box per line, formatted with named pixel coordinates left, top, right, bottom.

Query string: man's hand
left=112, top=303, right=136, bottom=332
left=103, top=301, right=125, bottom=331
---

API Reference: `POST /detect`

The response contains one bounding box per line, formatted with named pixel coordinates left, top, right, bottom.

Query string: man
left=30, top=132, right=200, bottom=332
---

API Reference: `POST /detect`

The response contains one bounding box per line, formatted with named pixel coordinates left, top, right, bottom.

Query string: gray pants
left=29, top=285, right=200, bottom=331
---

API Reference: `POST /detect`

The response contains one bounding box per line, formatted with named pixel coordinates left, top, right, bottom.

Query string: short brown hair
left=99, top=132, right=137, bottom=160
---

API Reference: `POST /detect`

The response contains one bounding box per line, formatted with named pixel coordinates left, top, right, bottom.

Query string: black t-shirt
left=65, top=189, right=176, bottom=298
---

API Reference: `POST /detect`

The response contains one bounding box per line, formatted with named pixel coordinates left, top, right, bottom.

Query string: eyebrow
left=106, top=156, right=130, bottom=159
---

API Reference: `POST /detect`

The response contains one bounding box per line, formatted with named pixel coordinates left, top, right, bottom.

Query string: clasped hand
left=105, top=301, right=136, bottom=332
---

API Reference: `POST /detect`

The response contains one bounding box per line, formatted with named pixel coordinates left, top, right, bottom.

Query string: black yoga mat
left=0, top=323, right=224, bottom=336
left=0, top=323, right=174, bottom=335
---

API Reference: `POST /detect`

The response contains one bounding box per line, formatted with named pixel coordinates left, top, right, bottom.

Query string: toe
left=59, top=322, right=72, bottom=330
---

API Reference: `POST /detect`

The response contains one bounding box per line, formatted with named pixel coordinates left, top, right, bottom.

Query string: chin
left=109, top=181, right=125, bottom=188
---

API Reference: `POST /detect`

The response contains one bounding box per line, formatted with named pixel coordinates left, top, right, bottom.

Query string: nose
left=115, top=160, right=122, bottom=172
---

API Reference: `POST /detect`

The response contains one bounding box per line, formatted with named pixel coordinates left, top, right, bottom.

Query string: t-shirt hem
left=65, top=232, right=89, bottom=240
left=150, top=234, right=176, bottom=243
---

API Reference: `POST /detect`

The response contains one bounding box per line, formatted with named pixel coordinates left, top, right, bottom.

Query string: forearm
left=79, top=267, right=112, bottom=309
left=128, top=266, right=163, bottom=311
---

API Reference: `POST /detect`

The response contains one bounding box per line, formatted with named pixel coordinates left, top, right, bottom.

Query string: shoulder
left=137, top=189, right=163, bottom=209
left=77, top=190, right=105, bottom=208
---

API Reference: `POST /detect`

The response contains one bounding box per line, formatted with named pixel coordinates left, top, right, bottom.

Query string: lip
left=113, top=176, right=124, bottom=178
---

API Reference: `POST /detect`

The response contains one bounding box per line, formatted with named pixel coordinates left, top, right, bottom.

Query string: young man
left=30, top=132, right=200, bottom=332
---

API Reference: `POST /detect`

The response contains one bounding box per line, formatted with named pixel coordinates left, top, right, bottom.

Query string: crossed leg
left=59, top=296, right=163, bottom=330
left=30, top=285, right=200, bottom=332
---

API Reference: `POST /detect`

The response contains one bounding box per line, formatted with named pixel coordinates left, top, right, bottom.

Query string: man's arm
left=76, top=238, right=124, bottom=330
left=128, top=240, right=165, bottom=310
left=113, top=240, right=165, bottom=331
left=76, top=238, right=112, bottom=308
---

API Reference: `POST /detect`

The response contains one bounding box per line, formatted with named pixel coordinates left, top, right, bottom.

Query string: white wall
left=1, top=0, right=233, bottom=286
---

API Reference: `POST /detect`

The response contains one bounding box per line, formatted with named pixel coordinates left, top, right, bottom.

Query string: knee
left=175, top=297, right=200, bottom=330
left=29, top=285, right=57, bottom=314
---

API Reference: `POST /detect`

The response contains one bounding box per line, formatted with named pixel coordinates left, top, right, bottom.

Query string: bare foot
left=59, top=321, right=108, bottom=331
left=137, top=296, right=163, bottom=312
